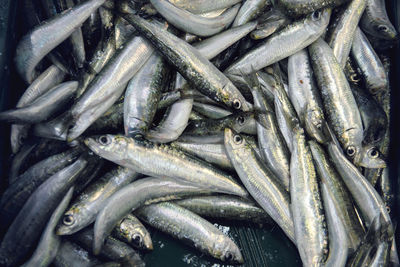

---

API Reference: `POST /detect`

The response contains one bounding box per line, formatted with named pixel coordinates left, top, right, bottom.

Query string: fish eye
left=68, top=140, right=79, bottom=147
left=224, top=251, right=234, bottom=262
left=236, top=116, right=245, bottom=125
left=311, top=10, right=321, bottom=21
left=350, top=74, right=360, bottom=83
left=18, top=135, right=25, bottom=145
left=368, top=148, right=379, bottom=159
left=378, top=25, right=388, bottom=32
left=98, top=135, right=111, bottom=145
left=233, top=134, right=243, bottom=145
left=132, top=234, right=142, bottom=246
left=233, top=99, right=241, bottom=110
left=346, top=146, right=356, bottom=157
left=62, top=215, right=75, bottom=226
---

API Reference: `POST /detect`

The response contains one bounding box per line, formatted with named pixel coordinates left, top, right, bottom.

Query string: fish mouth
left=144, top=238, right=154, bottom=250
left=84, top=138, right=100, bottom=155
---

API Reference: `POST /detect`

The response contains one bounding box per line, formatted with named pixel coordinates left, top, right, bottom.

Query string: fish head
left=56, top=207, right=87, bottom=236
left=224, top=128, right=247, bottom=152
left=306, top=8, right=331, bottom=32
left=354, top=144, right=386, bottom=169
left=370, top=19, right=398, bottom=41
left=129, top=227, right=153, bottom=251
left=224, top=128, right=255, bottom=165
left=213, top=235, right=244, bottom=264
left=84, top=134, right=129, bottom=163
left=232, top=112, right=257, bottom=135
left=33, top=112, right=71, bottom=141
left=120, top=216, right=153, bottom=250
left=125, top=117, right=148, bottom=139
left=305, top=109, right=327, bottom=144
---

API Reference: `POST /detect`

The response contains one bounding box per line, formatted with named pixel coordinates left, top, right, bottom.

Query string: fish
left=232, top=0, right=270, bottom=27
left=112, top=214, right=153, bottom=251
left=0, top=81, right=78, bottom=124
left=72, top=228, right=144, bottom=266
left=224, top=128, right=295, bottom=243
left=0, top=156, right=87, bottom=266
left=0, top=148, right=82, bottom=228
left=326, top=134, right=392, bottom=234
left=123, top=13, right=251, bottom=111
left=309, top=38, right=385, bottom=168
left=360, top=0, right=398, bottom=41
left=136, top=202, right=244, bottom=264
left=290, top=127, right=327, bottom=266
left=288, top=49, right=327, bottom=143
left=56, top=166, right=139, bottom=236
left=224, top=9, right=331, bottom=76
left=244, top=72, right=290, bottom=190
left=21, top=187, right=74, bottom=267
left=85, top=135, right=247, bottom=197
left=123, top=52, right=169, bottom=137
left=150, top=0, right=240, bottom=37
left=326, top=0, right=367, bottom=67
left=309, top=141, right=364, bottom=252
left=67, top=33, right=156, bottom=141
left=351, top=27, right=388, bottom=94
left=10, top=65, right=65, bottom=153
left=92, top=177, right=214, bottom=254
left=15, top=0, right=106, bottom=83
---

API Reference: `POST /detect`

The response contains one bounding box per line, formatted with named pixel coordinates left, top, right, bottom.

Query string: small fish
left=136, top=202, right=244, bottom=264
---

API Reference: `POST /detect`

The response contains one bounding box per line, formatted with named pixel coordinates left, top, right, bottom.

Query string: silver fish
left=15, top=0, right=106, bottom=83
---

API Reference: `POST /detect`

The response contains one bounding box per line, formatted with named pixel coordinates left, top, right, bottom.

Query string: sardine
left=309, top=38, right=384, bottom=168
left=124, top=52, right=168, bottom=137
left=21, top=187, right=74, bottom=267
left=326, top=0, right=367, bottom=67
left=85, top=135, right=248, bottom=197
left=351, top=27, right=388, bottom=94
left=0, top=156, right=87, bottom=266
left=309, top=141, right=364, bottom=252
left=0, top=81, right=78, bottom=124
left=290, top=127, right=327, bottom=266
left=15, top=0, right=106, bottom=83
left=225, top=9, right=331, bottom=76
left=360, top=0, right=398, bottom=41
left=136, top=202, right=244, bottom=264
left=56, top=166, right=139, bottom=236
left=92, top=177, right=213, bottom=254
left=224, top=128, right=295, bottom=243
left=72, top=228, right=144, bottom=266
left=123, top=14, right=251, bottom=111
left=245, top=72, right=290, bottom=190
left=112, top=214, right=153, bottom=251
left=232, top=0, right=270, bottom=27
left=10, top=65, right=65, bottom=153
left=150, top=0, right=240, bottom=37
left=288, top=49, right=327, bottom=143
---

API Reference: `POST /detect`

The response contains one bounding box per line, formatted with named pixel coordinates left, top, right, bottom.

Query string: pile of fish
left=0, top=0, right=398, bottom=266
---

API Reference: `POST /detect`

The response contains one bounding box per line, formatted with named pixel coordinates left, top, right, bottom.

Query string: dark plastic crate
left=0, top=1, right=398, bottom=266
